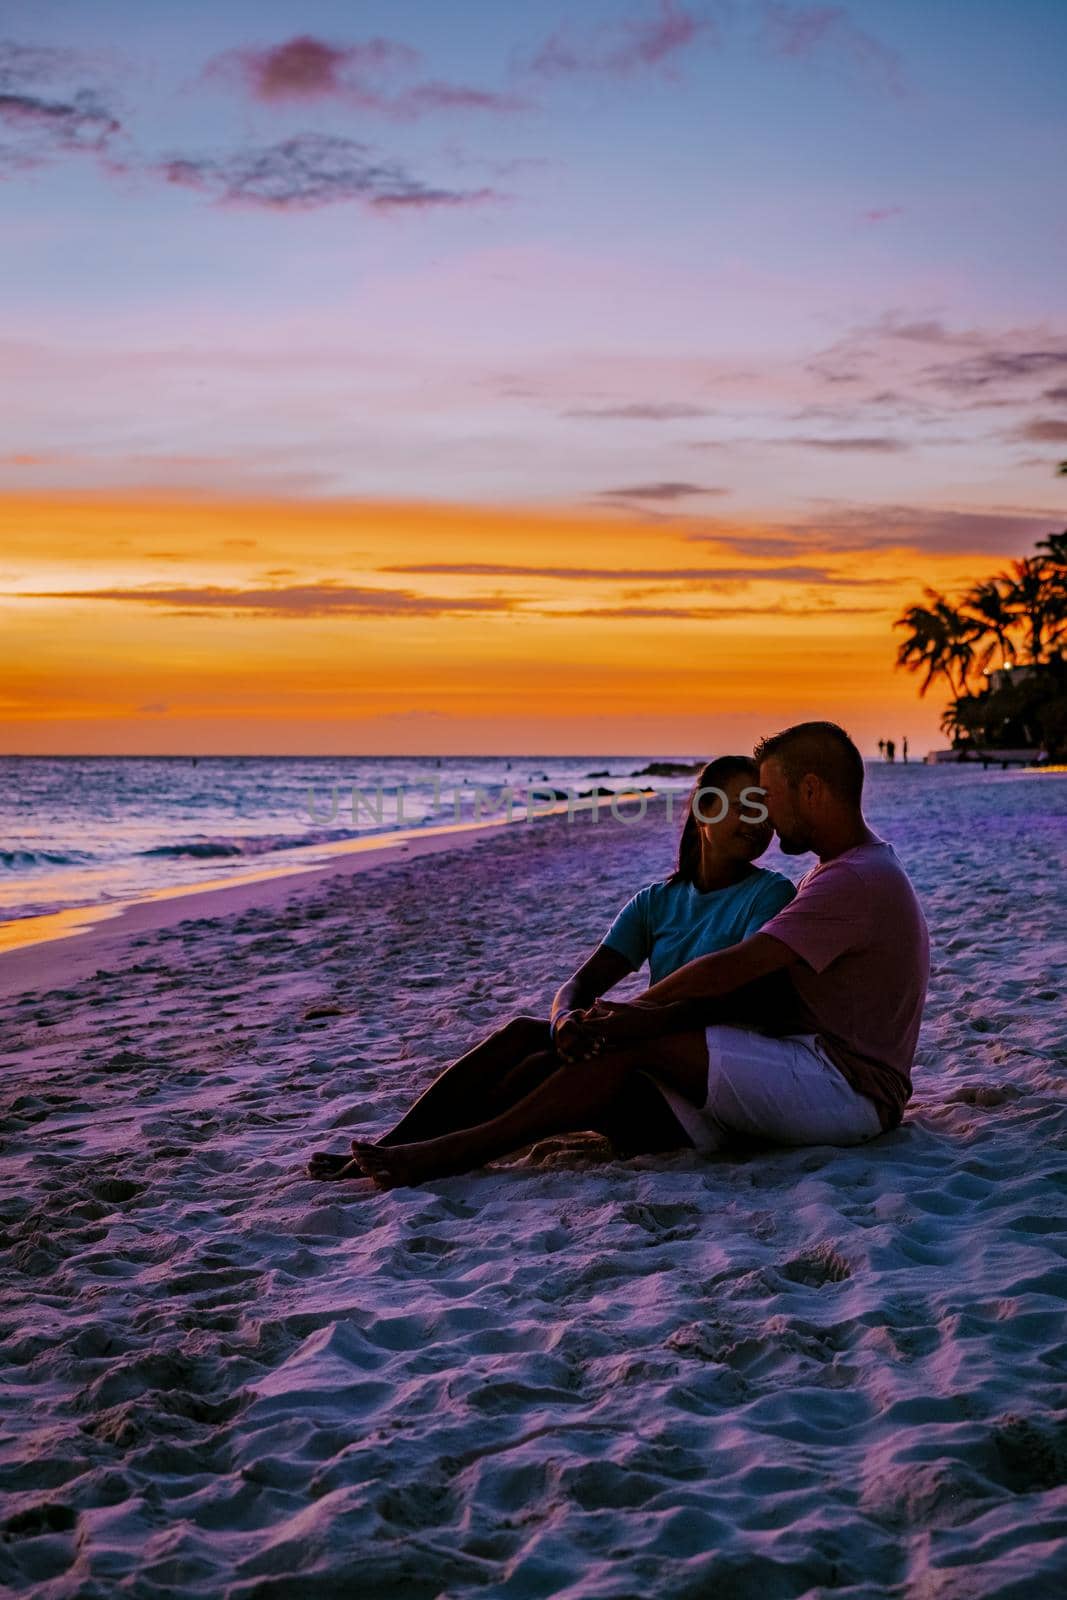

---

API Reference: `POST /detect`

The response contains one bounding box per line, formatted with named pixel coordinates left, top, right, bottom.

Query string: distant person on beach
left=321, top=722, right=930, bottom=1189
left=886, top=738, right=896, bottom=762
left=307, top=756, right=796, bottom=1181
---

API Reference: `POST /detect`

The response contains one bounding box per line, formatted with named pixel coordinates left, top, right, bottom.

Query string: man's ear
left=799, top=772, right=820, bottom=807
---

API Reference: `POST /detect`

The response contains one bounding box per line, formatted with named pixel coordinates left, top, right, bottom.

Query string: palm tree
left=939, top=699, right=967, bottom=745
left=961, top=579, right=1015, bottom=673
left=894, top=589, right=974, bottom=697
left=1036, top=529, right=1067, bottom=568
left=998, top=557, right=1055, bottom=665
left=1036, top=531, right=1067, bottom=653
left=894, top=596, right=949, bottom=697
left=931, top=592, right=977, bottom=693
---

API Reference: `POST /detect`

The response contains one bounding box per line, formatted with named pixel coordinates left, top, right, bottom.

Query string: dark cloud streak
left=0, top=40, right=122, bottom=172
left=157, top=133, right=498, bottom=211
left=12, top=583, right=524, bottom=619
left=382, top=561, right=891, bottom=586
left=782, top=435, right=909, bottom=453
left=596, top=481, right=725, bottom=501
left=537, top=602, right=885, bottom=619
left=564, top=401, right=712, bottom=420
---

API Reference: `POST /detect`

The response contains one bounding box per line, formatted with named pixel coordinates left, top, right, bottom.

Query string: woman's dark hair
left=665, top=755, right=760, bottom=886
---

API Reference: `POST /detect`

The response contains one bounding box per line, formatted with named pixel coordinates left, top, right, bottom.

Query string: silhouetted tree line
left=893, top=529, right=1067, bottom=757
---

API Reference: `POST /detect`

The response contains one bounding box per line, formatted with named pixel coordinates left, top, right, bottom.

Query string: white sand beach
left=2, top=781, right=1066, bottom=1598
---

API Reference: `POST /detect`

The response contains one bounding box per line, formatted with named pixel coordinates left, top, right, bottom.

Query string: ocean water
left=0, top=755, right=699, bottom=925
left=0, top=755, right=1063, bottom=929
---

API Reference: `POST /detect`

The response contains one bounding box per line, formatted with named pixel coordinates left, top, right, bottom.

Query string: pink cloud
left=527, top=0, right=714, bottom=78
left=208, top=33, right=530, bottom=118
left=762, top=3, right=905, bottom=95
left=236, top=35, right=417, bottom=100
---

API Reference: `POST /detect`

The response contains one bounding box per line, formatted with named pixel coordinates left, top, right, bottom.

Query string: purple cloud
left=696, top=503, right=1064, bottom=557
left=927, top=347, right=1067, bottom=393
left=1016, top=419, right=1067, bottom=443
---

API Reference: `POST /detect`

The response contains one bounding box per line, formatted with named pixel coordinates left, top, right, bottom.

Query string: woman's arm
left=552, top=943, right=635, bottom=1021
left=551, top=944, right=637, bottom=1059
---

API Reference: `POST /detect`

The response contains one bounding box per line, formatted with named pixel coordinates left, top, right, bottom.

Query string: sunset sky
left=2, top=0, right=1065, bottom=755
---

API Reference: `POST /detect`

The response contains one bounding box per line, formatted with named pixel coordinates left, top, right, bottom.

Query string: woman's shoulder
left=615, top=878, right=662, bottom=911
left=746, top=865, right=797, bottom=904
left=645, top=873, right=682, bottom=897
left=630, top=875, right=680, bottom=913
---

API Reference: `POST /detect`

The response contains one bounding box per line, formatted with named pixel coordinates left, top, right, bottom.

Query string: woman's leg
left=307, top=1015, right=552, bottom=1176
left=378, top=1014, right=553, bottom=1144
left=348, top=1029, right=709, bottom=1188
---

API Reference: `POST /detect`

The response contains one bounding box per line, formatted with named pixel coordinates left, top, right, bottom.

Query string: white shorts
left=644, top=1024, right=883, bottom=1155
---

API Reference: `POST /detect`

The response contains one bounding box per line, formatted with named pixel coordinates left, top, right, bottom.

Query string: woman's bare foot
left=306, top=1150, right=357, bottom=1180
left=350, top=1139, right=442, bottom=1189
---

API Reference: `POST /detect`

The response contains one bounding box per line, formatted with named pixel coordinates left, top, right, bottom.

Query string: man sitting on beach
left=612, top=719, right=932, bottom=1154
left=349, top=721, right=930, bottom=1188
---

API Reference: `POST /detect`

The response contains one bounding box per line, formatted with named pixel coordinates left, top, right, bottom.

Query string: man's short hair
left=753, top=721, right=864, bottom=807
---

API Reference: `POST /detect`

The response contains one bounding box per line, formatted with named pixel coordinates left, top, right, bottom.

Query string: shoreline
left=0, top=792, right=637, bottom=1001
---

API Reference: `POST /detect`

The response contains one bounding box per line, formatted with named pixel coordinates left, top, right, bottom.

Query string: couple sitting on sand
left=309, top=721, right=930, bottom=1189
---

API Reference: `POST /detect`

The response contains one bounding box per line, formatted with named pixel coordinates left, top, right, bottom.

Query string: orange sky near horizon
left=0, top=490, right=1000, bottom=758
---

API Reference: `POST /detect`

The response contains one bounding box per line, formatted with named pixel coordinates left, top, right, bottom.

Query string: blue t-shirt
left=602, top=867, right=797, bottom=986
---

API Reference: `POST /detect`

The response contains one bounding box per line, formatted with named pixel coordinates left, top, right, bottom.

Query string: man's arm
left=630, top=932, right=798, bottom=1008
left=578, top=934, right=802, bottom=1049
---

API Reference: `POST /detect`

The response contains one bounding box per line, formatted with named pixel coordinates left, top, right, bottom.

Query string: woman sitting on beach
left=307, top=755, right=796, bottom=1184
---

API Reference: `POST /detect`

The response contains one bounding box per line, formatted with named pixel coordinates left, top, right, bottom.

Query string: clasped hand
left=551, top=996, right=666, bottom=1062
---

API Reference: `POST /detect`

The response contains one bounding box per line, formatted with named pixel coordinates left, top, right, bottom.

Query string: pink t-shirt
left=759, top=834, right=930, bottom=1130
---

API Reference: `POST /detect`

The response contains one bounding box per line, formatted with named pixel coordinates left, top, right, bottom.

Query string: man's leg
left=349, top=1028, right=709, bottom=1187
left=384, top=1044, right=691, bottom=1159
left=307, top=1015, right=552, bottom=1176
left=701, top=1026, right=883, bottom=1147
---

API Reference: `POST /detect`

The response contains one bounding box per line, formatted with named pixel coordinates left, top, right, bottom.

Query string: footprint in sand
left=778, top=1243, right=852, bottom=1286
left=947, top=1083, right=1021, bottom=1107
left=2, top=1501, right=78, bottom=1539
